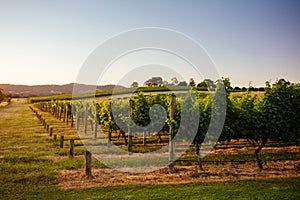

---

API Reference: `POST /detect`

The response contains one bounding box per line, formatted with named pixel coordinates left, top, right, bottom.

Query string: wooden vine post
left=76, top=114, right=80, bottom=130
left=85, top=151, right=92, bottom=178
left=69, top=139, right=74, bottom=157
left=59, top=106, right=62, bottom=120
left=108, top=102, right=112, bottom=146
left=60, top=135, right=64, bottom=148
left=65, top=104, right=69, bottom=125
left=55, top=106, right=59, bottom=119
left=84, top=102, right=88, bottom=135
left=143, top=129, right=147, bottom=146
left=128, top=99, right=133, bottom=153
left=62, top=105, right=66, bottom=122
left=93, top=119, right=98, bottom=140
left=71, top=105, right=74, bottom=128
left=169, top=93, right=176, bottom=173
left=94, top=103, right=99, bottom=140
left=49, top=127, right=53, bottom=137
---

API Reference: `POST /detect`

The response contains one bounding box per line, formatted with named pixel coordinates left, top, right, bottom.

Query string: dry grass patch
left=57, top=159, right=300, bottom=189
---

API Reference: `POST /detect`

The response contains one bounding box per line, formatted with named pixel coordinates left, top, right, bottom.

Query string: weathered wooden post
left=84, top=102, right=88, bottom=135
left=56, top=107, right=59, bottom=119
left=85, top=151, right=92, bottom=178
left=65, top=104, right=69, bottom=125
left=71, top=97, right=75, bottom=128
left=71, top=114, right=74, bottom=128
left=49, top=127, right=53, bottom=137
left=46, top=124, right=49, bottom=132
left=93, top=122, right=98, bottom=139
left=59, top=106, right=62, bottom=120
left=108, top=102, right=112, bottom=146
left=90, top=120, right=94, bottom=132
left=54, top=134, right=57, bottom=141
left=76, top=115, right=80, bottom=130
left=94, top=103, right=99, bottom=140
left=128, top=99, right=133, bottom=153
left=62, top=105, right=66, bottom=122
left=60, top=135, right=64, bottom=148
left=169, top=93, right=176, bottom=173
left=143, top=129, right=147, bottom=146
left=70, top=139, right=74, bottom=157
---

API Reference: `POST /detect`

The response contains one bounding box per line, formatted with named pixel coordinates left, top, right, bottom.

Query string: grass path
left=0, top=101, right=299, bottom=199
left=0, top=100, right=21, bottom=120
left=0, top=100, right=59, bottom=198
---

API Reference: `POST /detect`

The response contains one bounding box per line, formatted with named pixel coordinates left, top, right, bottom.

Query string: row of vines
left=33, top=79, right=300, bottom=169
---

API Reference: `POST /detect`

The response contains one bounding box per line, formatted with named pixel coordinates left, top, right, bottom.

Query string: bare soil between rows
left=58, top=159, right=300, bottom=189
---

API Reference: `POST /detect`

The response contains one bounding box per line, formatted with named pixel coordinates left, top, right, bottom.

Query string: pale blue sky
left=0, top=0, right=299, bottom=87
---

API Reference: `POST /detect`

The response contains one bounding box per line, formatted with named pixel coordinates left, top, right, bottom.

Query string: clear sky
left=0, top=0, right=299, bottom=87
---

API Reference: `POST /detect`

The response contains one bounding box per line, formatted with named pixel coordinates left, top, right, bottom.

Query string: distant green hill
left=0, top=83, right=125, bottom=98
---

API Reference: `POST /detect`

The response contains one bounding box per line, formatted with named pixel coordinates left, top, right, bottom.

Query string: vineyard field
left=0, top=80, right=299, bottom=199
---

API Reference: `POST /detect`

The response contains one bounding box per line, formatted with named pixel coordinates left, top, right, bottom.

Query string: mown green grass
left=0, top=101, right=299, bottom=199
left=6, top=177, right=300, bottom=200
left=0, top=102, right=86, bottom=198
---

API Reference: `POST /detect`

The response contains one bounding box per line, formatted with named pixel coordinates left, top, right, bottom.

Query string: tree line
left=131, top=77, right=265, bottom=91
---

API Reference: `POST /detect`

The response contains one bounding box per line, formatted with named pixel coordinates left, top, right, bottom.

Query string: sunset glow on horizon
left=0, top=0, right=299, bottom=87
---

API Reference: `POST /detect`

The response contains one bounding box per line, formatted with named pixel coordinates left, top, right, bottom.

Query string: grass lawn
left=0, top=101, right=299, bottom=199
left=14, top=177, right=300, bottom=200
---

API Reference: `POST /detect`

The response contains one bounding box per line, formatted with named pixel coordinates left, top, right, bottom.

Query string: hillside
left=0, top=83, right=125, bottom=97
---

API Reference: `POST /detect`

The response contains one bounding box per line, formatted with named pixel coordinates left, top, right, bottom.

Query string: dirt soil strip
left=58, top=160, right=300, bottom=189
left=210, top=145, right=300, bottom=154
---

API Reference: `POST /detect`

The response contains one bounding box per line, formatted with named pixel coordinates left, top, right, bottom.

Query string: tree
left=189, top=78, right=196, bottom=87
left=144, top=77, right=163, bottom=86
left=258, top=87, right=265, bottom=91
left=207, top=79, right=216, bottom=88
left=197, top=79, right=215, bottom=88
left=178, top=81, right=187, bottom=86
left=248, top=86, right=255, bottom=91
left=171, top=77, right=178, bottom=85
left=0, top=88, right=6, bottom=104
left=163, top=80, right=169, bottom=86
left=233, top=86, right=241, bottom=91
left=130, top=82, right=139, bottom=88
left=197, top=81, right=206, bottom=88
left=221, top=77, right=232, bottom=90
